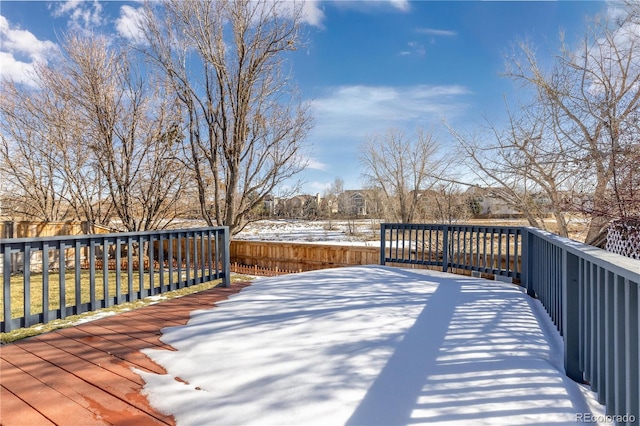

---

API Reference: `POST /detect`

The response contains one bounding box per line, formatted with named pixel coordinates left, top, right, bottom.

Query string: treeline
left=0, top=0, right=311, bottom=235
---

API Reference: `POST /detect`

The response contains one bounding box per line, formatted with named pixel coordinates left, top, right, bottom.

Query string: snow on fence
left=0, top=227, right=230, bottom=332
left=381, top=223, right=639, bottom=426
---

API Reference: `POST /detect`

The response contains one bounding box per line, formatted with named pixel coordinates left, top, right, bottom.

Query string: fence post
left=563, top=249, right=582, bottom=383
left=380, top=224, right=386, bottom=266
left=222, top=227, right=231, bottom=288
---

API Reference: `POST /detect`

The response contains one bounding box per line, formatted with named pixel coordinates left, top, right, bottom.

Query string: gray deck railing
left=381, top=223, right=639, bottom=425
left=1, top=227, right=230, bottom=333
left=380, top=223, right=523, bottom=279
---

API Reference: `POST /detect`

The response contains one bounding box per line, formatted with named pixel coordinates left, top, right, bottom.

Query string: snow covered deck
left=136, top=265, right=604, bottom=425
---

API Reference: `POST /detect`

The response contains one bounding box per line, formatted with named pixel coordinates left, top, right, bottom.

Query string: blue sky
left=0, top=0, right=608, bottom=194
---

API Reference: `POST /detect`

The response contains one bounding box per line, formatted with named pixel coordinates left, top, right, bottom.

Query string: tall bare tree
left=422, top=183, right=474, bottom=224
left=138, top=0, right=312, bottom=234
left=1, top=80, right=80, bottom=222
left=449, top=3, right=640, bottom=241
left=450, top=100, right=578, bottom=237
left=504, top=3, right=640, bottom=242
left=63, top=34, right=187, bottom=231
left=359, top=127, right=443, bottom=223
left=1, top=33, right=188, bottom=231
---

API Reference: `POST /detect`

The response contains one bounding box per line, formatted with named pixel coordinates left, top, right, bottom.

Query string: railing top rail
left=526, top=227, right=639, bottom=282
left=0, top=226, right=228, bottom=245
left=381, top=223, right=523, bottom=231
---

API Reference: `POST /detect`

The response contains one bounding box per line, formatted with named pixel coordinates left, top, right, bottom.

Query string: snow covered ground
left=135, top=265, right=605, bottom=425
left=233, top=219, right=382, bottom=245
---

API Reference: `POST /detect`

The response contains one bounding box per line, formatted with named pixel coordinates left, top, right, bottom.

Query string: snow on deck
left=135, top=266, right=604, bottom=425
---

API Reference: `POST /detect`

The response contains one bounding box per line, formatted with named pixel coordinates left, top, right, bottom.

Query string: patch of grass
left=3, top=270, right=166, bottom=319
left=1, top=274, right=255, bottom=344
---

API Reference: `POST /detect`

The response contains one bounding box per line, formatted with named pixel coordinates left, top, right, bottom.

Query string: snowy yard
left=135, top=265, right=605, bottom=425
left=233, top=219, right=383, bottom=245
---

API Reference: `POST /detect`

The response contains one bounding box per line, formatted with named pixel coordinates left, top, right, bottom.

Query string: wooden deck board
left=0, top=385, right=56, bottom=426
left=1, top=344, right=164, bottom=425
left=0, top=281, right=252, bottom=426
left=0, top=357, right=104, bottom=425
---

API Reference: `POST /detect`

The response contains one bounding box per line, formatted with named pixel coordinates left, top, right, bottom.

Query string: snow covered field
left=135, top=266, right=605, bottom=425
left=233, top=219, right=382, bottom=245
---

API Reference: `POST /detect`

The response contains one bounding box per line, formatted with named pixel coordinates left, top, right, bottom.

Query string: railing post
left=380, top=224, right=386, bottom=266
left=563, top=249, right=582, bottom=383
left=442, top=225, right=449, bottom=273
left=522, top=229, right=536, bottom=297
left=624, top=280, right=639, bottom=425
left=2, top=242, right=12, bottom=332
left=222, top=227, right=231, bottom=288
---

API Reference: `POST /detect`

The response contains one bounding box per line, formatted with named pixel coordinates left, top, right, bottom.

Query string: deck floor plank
left=0, top=282, right=251, bottom=426
left=0, top=357, right=105, bottom=425
left=46, top=327, right=168, bottom=374
left=1, top=344, right=166, bottom=425
left=33, top=327, right=161, bottom=382
left=0, top=385, right=56, bottom=426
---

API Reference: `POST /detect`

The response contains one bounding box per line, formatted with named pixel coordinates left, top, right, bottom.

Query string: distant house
left=342, top=191, right=367, bottom=215
left=339, top=190, right=382, bottom=216
left=319, top=194, right=338, bottom=215
left=262, top=195, right=278, bottom=216
left=280, top=194, right=320, bottom=218
left=465, top=186, right=521, bottom=217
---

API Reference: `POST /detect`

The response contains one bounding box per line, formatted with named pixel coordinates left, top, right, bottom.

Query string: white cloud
left=311, top=84, right=472, bottom=140
left=326, top=0, right=411, bottom=16
left=0, top=15, right=58, bottom=86
left=306, top=157, right=328, bottom=171
left=389, top=0, right=411, bottom=12
left=0, top=15, right=58, bottom=61
left=401, top=41, right=426, bottom=57
left=50, top=0, right=105, bottom=33
left=301, top=85, right=472, bottom=189
left=53, top=0, right=83, bottom=16
left=0, top=51, right=37, bottom=86
left=301, top=0, right=325, bottom=28
left=116, top=5, right=147, bottom=44
left=416, top=28, right=457, bottom=37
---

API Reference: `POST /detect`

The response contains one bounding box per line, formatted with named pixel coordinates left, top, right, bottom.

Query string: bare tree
left=321, top=177, right=343, bottom=224
left=1, top=81, right=76, bottom=221
left=422, top=183, right=474, bottom=224
left=449, top=100, right=578, bottom=237
left=448, top=4, right=640, bottom=240
left=359, top=127, right=443, bottom=223
left=138, top=0, right=312, bottom=235
left=28, top=33, right=187, bottom=231
left=504, top=3, right=640, bottom=242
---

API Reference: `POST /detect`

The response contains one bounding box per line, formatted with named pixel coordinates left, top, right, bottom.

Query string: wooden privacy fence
left=230, top=240, right=380, bottom=272
left=1, top=227, right=230, bottom=332
left=381, top=223, right=639, bottom=426
left=0, top=221, right=112, bottom=239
